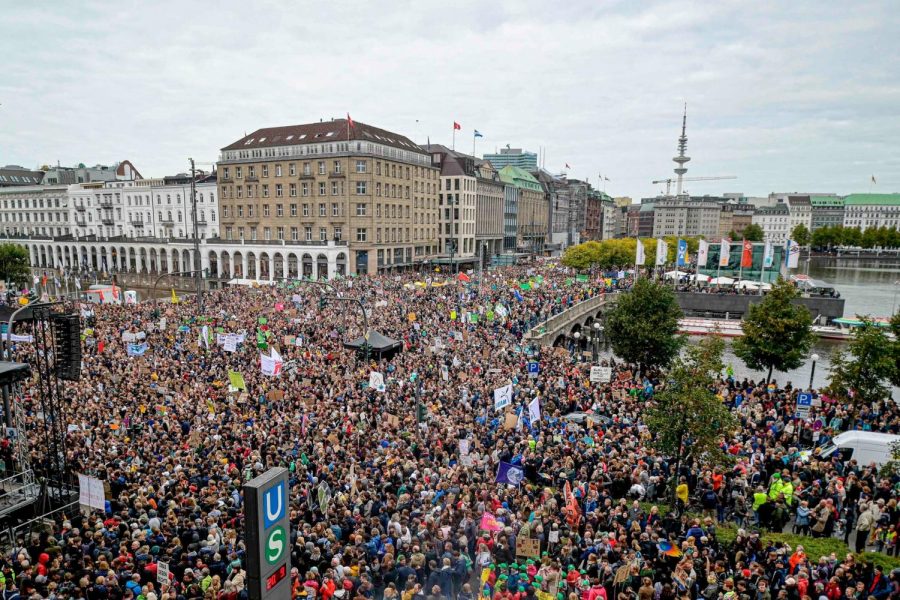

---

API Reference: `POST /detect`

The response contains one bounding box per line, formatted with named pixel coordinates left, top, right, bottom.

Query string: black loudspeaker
left=51, top=314, right=82, bottom=381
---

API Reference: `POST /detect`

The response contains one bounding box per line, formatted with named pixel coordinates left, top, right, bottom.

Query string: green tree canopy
left=645, top=336, right=738, bottom=496
left=0, top=244, right=31, bottom=287
left=605, top=277, right=684, bottom=372
left=791, top=223, right=811, bottom=247
left=742, top=223, right=764, bottom=242
left=825, top=317, right=896, bottom=408
left=732, top=278, right=815, bottom=382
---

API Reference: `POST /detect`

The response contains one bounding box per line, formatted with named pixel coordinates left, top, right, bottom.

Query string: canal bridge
left=523, top=292, right=619, bottom=348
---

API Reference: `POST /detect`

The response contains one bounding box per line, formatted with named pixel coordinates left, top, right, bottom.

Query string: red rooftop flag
left=453, top=121, right=461, bottom=130
left=741, top=239, right=753, bottom=268
left=347, top=113, right=354, bottom=128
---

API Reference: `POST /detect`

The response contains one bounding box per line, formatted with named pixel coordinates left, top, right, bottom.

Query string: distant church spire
left=673, top=103, right=690, bottom=196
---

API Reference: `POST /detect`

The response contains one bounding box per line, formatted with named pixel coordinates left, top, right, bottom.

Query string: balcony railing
left=99, top=199, right=114, bottom=208
left=328, top=171, right=345, bottom=178
left=101, top=217, right=115, bottom=226
left=159, top=219, right=174, bottom=226
left=130, top=219, right=145, bottom=227
left=74, top=204, right=86, bottom=212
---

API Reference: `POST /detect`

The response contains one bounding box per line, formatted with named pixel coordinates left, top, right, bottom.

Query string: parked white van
left=819, top=431, right=900, bottom=467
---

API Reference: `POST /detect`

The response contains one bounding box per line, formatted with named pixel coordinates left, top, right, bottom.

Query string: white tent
left=736, top=280, right=761, bottom=290
left=709, top=276, right=735, bottom=286
left=664, top=270, right=690, bottom=281
left=691, top=273, right=711, bottom=283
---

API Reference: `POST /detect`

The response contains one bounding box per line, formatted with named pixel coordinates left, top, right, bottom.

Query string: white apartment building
left=0, top=184, right=71, bottom=237
left=842, top=194, right=900, bottom=231
left=752, top=203, right=791, bottom=244
left=651, top=197, right=721, bottom=238
left=786, top=196, right=812, bottom=233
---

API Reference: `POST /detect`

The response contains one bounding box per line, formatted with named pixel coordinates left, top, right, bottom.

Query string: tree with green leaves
left=645, top=335, right=737, bottom=502
left=561, top=242, right=601, bottom=270
left=0, top=243, right=31, bottom=287
left=791, top=223, right=811, bottom=247
left=825, top=317, right=896, bottom=408
left=732, top=278, right=815, bottom=383
left=605, top=277, right=684, bottom=372
left=742, top=223, right=765, bottom=242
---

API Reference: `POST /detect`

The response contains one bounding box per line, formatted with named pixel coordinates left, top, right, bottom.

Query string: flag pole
left=473, top=131, right=476, bottom=159
left=452, top=124, right=456, bottom=151
left=759, top=246, right=766, bottom=296
left=739, top=239, right=744, bottom=283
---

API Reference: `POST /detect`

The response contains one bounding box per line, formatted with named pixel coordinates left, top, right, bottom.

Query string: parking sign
left=527, top=362, right=539, bottom=378
left=796, top=393, right=812, bottom=420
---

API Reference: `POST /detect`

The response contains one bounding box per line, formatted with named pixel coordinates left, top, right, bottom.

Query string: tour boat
left=811, top=317, right=895, bottom=341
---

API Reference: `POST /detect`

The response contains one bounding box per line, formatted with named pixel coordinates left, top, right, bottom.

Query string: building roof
left=755, top=203, right=789, bottom=215
left=498, top=165, right=542, bottom=191
left=222, top=119, right=423, bottom=154
left=787, top=195, right=811, bottom=207
left=843, top=193, right=900, bottom=206
left=810, top=195, right=844, bottom=207
left=0, top=165, right=45, bottom=186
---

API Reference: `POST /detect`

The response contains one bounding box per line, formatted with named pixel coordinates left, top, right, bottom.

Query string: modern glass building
left=700, top=242, right=786, bottom=283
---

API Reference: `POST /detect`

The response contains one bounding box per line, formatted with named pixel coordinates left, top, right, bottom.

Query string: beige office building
left=217, top=118, right=440, bottom=276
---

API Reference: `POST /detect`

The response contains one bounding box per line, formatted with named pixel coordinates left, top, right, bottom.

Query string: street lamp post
left=573, top=331, right=581, bottom=355
left=809, top=353, right=819, bottom=392
left=592, top=321, right=602, bottom=361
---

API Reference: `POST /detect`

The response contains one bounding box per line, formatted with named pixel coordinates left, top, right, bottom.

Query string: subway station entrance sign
left=244, top=467, right=291, bottom=600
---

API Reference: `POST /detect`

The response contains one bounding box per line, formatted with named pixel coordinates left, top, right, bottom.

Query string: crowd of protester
left=0, top=261, right=897, bottom=600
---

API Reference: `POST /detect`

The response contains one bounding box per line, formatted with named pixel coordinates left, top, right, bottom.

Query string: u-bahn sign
left=244, top=468, right=291, bottom=600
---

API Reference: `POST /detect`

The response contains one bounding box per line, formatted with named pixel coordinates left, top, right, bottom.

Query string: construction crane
left=652, top=175, right=737, bottom=196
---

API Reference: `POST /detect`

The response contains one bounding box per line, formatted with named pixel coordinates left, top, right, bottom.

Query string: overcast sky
left=2, top=0, right=898, bottom=200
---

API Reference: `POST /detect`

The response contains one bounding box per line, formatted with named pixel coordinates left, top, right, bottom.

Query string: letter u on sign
left=263, top=481, right=286, bottom=529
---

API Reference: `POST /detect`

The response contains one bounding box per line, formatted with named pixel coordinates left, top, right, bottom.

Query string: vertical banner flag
left=493, top=383, right=513, bottom=411
left=635, top=239, right=645, bottom=266
left=260, top=348, right=284, bottom=376
left=655, top=239, right=667, bottom=266
left=697, top=239, right=709, bottom=267
left=718, top=238, right=731, bottom=267
left=676, top=239, right=688, bottom=267
left=763, top=241, right=774, bottom=268
left=785, top=239, right=800, bottom=268
left=528, top=396, right=541, bottom=423
left=740, top=239, right=754, bottom=268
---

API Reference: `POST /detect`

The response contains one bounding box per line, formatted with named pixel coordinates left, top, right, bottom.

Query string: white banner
left=494, top=383, right=513, bottom=411
left=655, top=239, right=668, bottom=266
left=697, top=239, right=709, bottom=267
left=763, top=241, right=774, bottom=268
left=719, top=238, right=731, bottom=267
left=635, top=239, right=645, bottom=266
left=223, top=336, right=238, bottom=353
left=786, top=239, right=800, bottom=268
left=260, top=348, right=283, bottom=377
left=528, top=396, right=541, bottom=423
left=216, top=333, right=246, bottom=346
left=77, top=473, right=106, bottom=510
left=369, top=371, right=386, bottom=392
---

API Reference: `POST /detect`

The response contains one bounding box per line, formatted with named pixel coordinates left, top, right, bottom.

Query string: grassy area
left=637, top=502, right=900, bottom=571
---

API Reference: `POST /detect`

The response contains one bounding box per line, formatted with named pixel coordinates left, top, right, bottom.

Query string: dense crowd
left=0, top=262, right=898, bottom=600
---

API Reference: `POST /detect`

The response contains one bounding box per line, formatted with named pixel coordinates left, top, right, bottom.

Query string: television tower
left=673, top=103, right=690, bottom=196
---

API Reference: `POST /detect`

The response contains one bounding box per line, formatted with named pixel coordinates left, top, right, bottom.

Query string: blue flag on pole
left=513, top=289, right=524, bottom=302
left=676, top=239, right=688, bottom=267
left=495, top=461, right=525, bottom=486
left=474, top=130, right=484, bottom=138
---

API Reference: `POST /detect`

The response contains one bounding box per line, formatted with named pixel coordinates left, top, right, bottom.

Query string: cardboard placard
left=266, top=390, right=284, bottom=401
left=503, top=413, right=518, bottom=430
left=385, top=414, right=400, bottom=427
left=515, top=537, right=540, bottom=558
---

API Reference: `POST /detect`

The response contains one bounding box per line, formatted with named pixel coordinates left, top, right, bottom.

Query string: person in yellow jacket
left=768, top=473, right=784, bottom=501
left=752, top=486, right=768, bottom=525
left=780, top=478, right=794, bottom=506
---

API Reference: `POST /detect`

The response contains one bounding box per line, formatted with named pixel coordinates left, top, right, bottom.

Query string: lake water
left=707, top=256, right=900, bottom=391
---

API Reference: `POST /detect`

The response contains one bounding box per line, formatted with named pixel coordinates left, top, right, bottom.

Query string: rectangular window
left=318, top=161, right=326, bottom=175
left=319, top=203, right=326, bottom=217
left=331, top=181, right=339, bottom=196
left=249, top=166, right=256, bottom=178
left=303, top=204, right=309, bottom=217
left=290, top=204, right=297, bottom=216
left=277, top=226, right=284, bottom=240
left=356, top=228, right=367, bottom=242
left=237, top=205, right=244, bottom=217
left=276, top=204, right=284, bottom=217
left=356, top=203, right=367, bottom=216
left=223, top=206, right=230, bottom=218
left=333, top=160, right=341, bottom=174
left=303, top=163, right=311, bottom=175
left=356, top=160, right=366, bottom=173
left=275, top=165, right=282, bottom=177
left=225, top=226, right=232, bottom=239
left=248, top=205, right=254, bottom=217
left=289, top=163, right=296, bottom=176
left=262, top=165, right=269, bottom=177
left=223, top=167, right=230, bottom=179
left=302, top=182, right=309, bottom=196
left=238, top=227, right=244, bottom=239
left=264, top=227, right=271, bottom=240
left=275, top=184, right=283, bottom=197
left=262, top=185, right=269, bottom=198
left=263, top=204, right=270, bottom=217
left=290, top=183, right=297, bottom=197
left=305, top=226, right=312, bottom=241
left=334, top=226, right=342, bottom=241
left=332, top=203, right=339, bottom=217
left=356, top=181, right=367, bottom=195
left=320, top=227, right=327, bottom=241
left=236, top=167, right=242, bottom=178
left=318, top=182, right=326, bottom=196
left=291, top=227, right=299, bottom=241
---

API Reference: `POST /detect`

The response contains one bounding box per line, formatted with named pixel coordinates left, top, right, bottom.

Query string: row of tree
left=811, top=224, right=900, bottom=249
left=561, top=237, right=708, bottom=270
